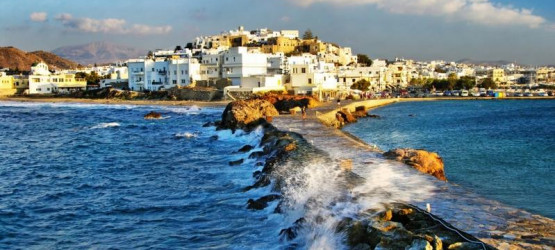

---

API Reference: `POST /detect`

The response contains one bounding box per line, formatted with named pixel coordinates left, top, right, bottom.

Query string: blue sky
left=1, top=0, right=554, bottom=65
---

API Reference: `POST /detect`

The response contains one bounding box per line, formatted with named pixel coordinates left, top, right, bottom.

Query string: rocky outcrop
left=219, top=99, right=279, bottom=131
left=259, top=94, right=318, bottom=113
left=339, top=203, right=493, bottom=250
left=144, top=111, right=162, bottom=119
left=383, top=148, right=447, bottom=181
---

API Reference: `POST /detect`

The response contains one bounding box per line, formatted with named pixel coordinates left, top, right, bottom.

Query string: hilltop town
left=1, top=26, right=554, bottom=98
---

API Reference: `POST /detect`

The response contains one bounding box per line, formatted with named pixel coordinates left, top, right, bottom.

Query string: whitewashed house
left=222, top=47, right=268, bottom=85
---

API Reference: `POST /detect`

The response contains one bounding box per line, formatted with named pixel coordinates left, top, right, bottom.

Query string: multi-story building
left=489, top=68, right=505, bottom=84
left=0, top=72, right=16, bottom=96
left=28, top=62, right=86, bottom=94
left=127, top=57, right=201, bottom=91
left=221, top=47, right=268, bottom=85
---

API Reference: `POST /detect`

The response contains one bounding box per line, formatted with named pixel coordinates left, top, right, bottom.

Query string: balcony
left=157, top=70, right=167, bottom=75
left=151, top=81, right=163, bottom=85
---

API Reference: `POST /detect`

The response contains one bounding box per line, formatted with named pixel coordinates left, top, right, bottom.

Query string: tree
left=357, top=54, right=372, bottom=66
left=479, top=78, right=497, bottom=89
left=447, top=73, right=458, bottom=90
left=302, top=29, right=314, bottom=40
left=455, top=76, right=475, bottom=90
left=351, top=79, right=371, bottom=91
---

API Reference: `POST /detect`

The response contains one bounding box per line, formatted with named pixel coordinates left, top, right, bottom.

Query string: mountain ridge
left=52, top=41, right=146, bottom=65
left=0, top=46, right=79, bottom=71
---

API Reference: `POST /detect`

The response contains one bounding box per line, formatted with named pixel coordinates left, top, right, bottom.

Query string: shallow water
left=344, top=99, right=555, bottom=219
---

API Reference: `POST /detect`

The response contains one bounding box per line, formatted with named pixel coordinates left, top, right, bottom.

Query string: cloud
left=289, top=0, right=547, bottom=29
left=281, top=16, right=291, bottom=22
left=54, top=13, right=172, bottom=35
left=30, top=12, right=47, bottom=22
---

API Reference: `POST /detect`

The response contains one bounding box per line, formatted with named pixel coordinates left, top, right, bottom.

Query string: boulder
left=383, top=148, right=447, bottom=181
left=144, top=111, right=162, bottom=119
left=237, top=145, right=254, bottom=153
left=219, top=99, right=279, bottom=130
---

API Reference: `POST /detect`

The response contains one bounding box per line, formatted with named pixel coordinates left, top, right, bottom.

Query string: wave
left=91, top=122, right=121, bottom=129
left=0, top=101, right=139, bottom=110
left=175, top=132, right=198, bottom=138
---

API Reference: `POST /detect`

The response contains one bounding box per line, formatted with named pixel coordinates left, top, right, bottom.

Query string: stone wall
left=168, top=88, right=223, bottom=101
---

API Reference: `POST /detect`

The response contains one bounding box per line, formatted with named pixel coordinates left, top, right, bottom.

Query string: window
left=308, top=78, right=312, bottom=84
left=173, top=80, right=177, bottom=84
left=36, top=88, right=41, bottom=91
left=226, top=57, right=229, bottom=61
left=174, top=70, right=177, bottom=75
left=181, top=79, right=186, bottom=84
left=181, top=70, right=184, bottom=74
left=302, top=68, right=306, bottom=73
left=47, top=88, right=50, bottom=91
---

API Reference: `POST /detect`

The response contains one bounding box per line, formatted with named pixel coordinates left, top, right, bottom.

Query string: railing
left=151, top=81, right=163, bottom=85
left=157, top=70, right=167, bottom=75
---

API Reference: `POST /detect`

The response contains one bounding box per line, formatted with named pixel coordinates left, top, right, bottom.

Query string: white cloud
left=30, top=12, right=47, bottom=22
left=54, top=13, right=172, bottom=35
left=289, top=0, right=547, bottom=29
left=281, top=16, right=291, bottom=22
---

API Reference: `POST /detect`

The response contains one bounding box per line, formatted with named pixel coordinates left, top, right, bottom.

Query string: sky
left=1, top=0, right=554, bottom=65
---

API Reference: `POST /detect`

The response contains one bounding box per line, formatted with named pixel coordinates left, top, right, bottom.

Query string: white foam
left=175, top=132, right=198, bottom=138
left=90, top=122, right=121, bottom=129
left=274, top=153, right=437, bottom=248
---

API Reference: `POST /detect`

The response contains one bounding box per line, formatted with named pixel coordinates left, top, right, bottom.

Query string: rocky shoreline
left=214, top=99, right=502, bottom=249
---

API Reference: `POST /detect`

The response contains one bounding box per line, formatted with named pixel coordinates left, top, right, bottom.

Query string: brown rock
left=284, top=143, right=297, bottom=152
left=220, top=99, right=279, bottom=130
left=383, top=148, right=447, bottom=181
left=144, top=111, right=162, bottom=119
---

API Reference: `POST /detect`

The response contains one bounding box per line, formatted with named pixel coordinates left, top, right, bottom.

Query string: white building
left=28, top=62, right=86, bottom=94
left=222, top=47, right=268, bottom=85
left=128, top=58, right=201, bottom=91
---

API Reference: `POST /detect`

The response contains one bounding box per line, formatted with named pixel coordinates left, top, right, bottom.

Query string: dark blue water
left=344, top=100, right=555, bottom=219
left=0, top=102, right=285, bottom=249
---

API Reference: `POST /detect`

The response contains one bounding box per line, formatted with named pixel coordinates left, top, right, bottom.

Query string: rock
left=447, top=242, right=483, bottom=250
left=284, top=143, right=297, bottom=152
left=144, top=111, right=162, bottom=119
left=368, top=114, right=380, bottom=118
left=260, top=94, right=317, bottom=113
left=337, top=109, right=357, bottom=123
left=279, top=217, right=306, bottom=241
left=219, top=99, right=279, bottom=130
left=246, top=194, right=281, bottom=210
left=352, top=243, right=371, bottom=250
left=202, top=121, right=214, bottom=127
left=248, top=151, right=265, bottom=159
left=339, top=158, right=353, bottom=171
left=433, top=235, right=443, bottom=250
left=406, top=239, right=433, bottom=250
left=383, top=148, right=447, bottom=181
left=228, top=159, right=244, bottom=166
left=237, top=145, right=254, bottom=153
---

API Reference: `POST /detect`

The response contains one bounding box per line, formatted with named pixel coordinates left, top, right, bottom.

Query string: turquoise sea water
left=344, top=100, right=555, bottom=219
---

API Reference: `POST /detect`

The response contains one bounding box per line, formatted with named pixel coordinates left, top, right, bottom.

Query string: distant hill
left=0, top=46, right=79, bottom=71
left=457, top=58, right=514, bottom=66
left=52, top=41, right=145, bottom=65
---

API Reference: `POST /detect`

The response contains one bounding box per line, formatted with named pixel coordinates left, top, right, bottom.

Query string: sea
left=344, top=99, right=555, bottom=219
left=1, top=100, right=553, bottom=249
left=0, top=102, right=285, bottom=249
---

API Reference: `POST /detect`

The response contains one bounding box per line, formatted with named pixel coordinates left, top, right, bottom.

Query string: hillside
left=52, top=41, right=145, bottom=65
left=0, top=46, right=79, bottom=71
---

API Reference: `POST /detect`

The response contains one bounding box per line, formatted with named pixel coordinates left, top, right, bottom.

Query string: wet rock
left=248, top=151, right=265, bottom=159
left=229, top=159, right=244, bottom=166
left=407, top=239, right=433, bottom=250
left=246, top=194, right=281, bottom=210
left=219, top=99, right=279, bottom=131
left=383, top=148, right=447, bottom=181
left=352, top=243, right=371, bottom=250
left=279, top=217, right=306, bottom=241
left=202, top=121, right=214, bottom=127
left=209, top=135, right=218, bottom=141
left=144, top=111, right=162, bottom=119
left=237, top=144, right=254, bottom=153
left=447, top=242, right=483, bottom=250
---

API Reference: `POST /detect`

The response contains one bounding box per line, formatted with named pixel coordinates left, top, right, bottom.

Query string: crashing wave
left=91, top=122, right=121, bottom=129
